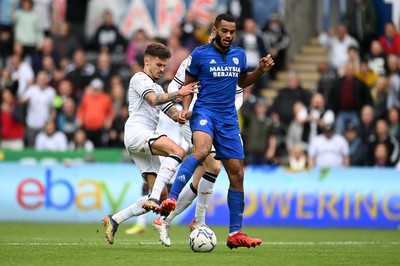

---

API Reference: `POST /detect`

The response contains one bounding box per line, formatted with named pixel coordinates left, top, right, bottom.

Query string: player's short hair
left=144, top=42, right=171, bottom=60
left=214, top=13, right=236, bottom=27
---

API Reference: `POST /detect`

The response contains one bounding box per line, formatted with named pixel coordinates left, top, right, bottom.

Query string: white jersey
left=308, top=134, right=349, bottom=168
left=124, top=72, right=173, bottom=152
left=168, top=57, right=244, bottom=146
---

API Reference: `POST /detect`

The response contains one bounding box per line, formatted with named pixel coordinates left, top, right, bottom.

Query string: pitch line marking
left=1, top=241, right=399, bottom=246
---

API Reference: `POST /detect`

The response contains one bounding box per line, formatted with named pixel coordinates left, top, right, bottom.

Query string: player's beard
left=215, top=34, right=231, bottom=50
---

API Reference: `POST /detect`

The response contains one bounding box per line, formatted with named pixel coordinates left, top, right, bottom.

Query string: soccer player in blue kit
left=161, top=13, right=275, bottom=249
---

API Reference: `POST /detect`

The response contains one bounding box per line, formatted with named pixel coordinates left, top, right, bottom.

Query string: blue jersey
left=186, top=41, right=248, bottom=121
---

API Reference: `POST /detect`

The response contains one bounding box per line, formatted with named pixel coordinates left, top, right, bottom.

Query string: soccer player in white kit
left=102, top=42, right=199, bottom=245
left=152, top=34, right=244, bottom=246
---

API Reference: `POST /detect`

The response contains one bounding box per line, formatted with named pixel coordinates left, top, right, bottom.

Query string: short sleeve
left=186, top=49, right=200, bottom=78
left=131, top=74, right=154, bottom=98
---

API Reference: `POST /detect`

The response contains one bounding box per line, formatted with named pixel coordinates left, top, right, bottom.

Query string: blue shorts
left=190, top=111, right=244, bottom=160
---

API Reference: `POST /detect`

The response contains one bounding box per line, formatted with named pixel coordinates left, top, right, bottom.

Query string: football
left=189, top=226, right=217, bottom=252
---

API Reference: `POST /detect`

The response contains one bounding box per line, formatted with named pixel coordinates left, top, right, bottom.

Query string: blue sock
left=168, top=155, right=201, bottom=200
left=228, top=189, right=244, bottom=233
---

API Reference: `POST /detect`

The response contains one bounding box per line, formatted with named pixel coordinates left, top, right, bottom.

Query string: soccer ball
left=189, top=226, right=217, bottom=252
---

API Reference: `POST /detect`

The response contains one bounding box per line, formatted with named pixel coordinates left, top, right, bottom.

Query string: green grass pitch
left=0, top=222, right=399, bottom=266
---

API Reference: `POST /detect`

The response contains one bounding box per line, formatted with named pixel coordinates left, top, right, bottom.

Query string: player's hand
left=259, top=54, right=275, bottom=72
left=179, top=81, right=200, bottom=97
left=178, top=109, right=189, bottom=124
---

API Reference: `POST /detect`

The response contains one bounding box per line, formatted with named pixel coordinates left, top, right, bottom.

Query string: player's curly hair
left=144, top=42, right=171, bottom=60
left=214, top=13, right=236, bottom=27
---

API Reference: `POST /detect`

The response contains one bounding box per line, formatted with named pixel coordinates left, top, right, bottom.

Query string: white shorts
left=124, top=129, right=165, bottom=182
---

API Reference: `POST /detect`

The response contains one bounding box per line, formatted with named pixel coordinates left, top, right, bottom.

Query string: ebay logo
left=16, top=168, right=131, bottom=213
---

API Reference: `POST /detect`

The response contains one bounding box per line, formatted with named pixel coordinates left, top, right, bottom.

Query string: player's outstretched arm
left=144, top=81, right=199, bottom=106
left=238, top=54, right=275, bottom=89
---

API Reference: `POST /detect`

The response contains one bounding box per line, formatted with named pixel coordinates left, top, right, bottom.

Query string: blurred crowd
left=0, top=0, right=399, bottom=169
left=241, top=0, right=400, bottom=169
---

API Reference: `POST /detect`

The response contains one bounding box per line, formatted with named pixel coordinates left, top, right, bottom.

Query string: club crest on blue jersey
left=232, top=57, right=239, bottom=65
left=199, top=119, right=208, bottom=126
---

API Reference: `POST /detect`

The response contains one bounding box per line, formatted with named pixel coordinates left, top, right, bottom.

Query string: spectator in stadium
left=344, top=0, right=376, bottom=57
left=125, top=29, right=151, bottom=74
left=107, top=104, right=128, bottom=148
left=68, top=128, right=94, bottom=151
left=337, top=45, right=360, bottom=78
left=226, top=0, right=253, bottom=31
left=286, top=143, right=307, bottom=171
left=241, top=97, right=276, bottom=165
left=41, top=55, right=57, bottom=81
left=286, top=102, right=308, bottom=152
left=91, top=10, right=126, bottom=53
left=8, top=53, right=35, bottom=97
left=0, top=28, right=14, bottom=67
left=12, top=0, right=44, bottom=60
left=54, top=78, right=74, bottom=104
left=366, top=119, right=399, bottom=167
left=307, top=122, right=350, bottom=168
left=179, top=9, right=202, bottom=51
left=343, top=122, right=364, bottom=166
left=321, top=0, right=346, bottom=33
left=387, top=107, right=400, bottom=144
left=56, top=97, right=78, bottom=142
left=262, top=13, right=290, bottom=80
left=76, top=78, right=114, bottom=147
left=316, top=61, right=337, bottom=103
left=33, top=0, right=54, bottom=36
left=0, top=88, right=25, bottom=150
left=64, top=0, right=89, bottom=47
left=35, top=119, right=67, bottom=151
left=372, top=143, right=391, bottom=167
left=378, top=21, right=400, bottom=56
left=109, top=80, right=126, bottom=117
left=31, top=36, right=59, bottom=74
left=328, top=60, right=372, bottom=135
left=94, top=52, right=118, bottom=92
left=359, top=105, right=376, bottom=145
left=354, top=59, right=379, bottom=89
left=371, top=76, right=389, bottom=120
left=19, top=70, right=56, bottom=147
left=269, top=71, right=311, bottom=128
left=163, top=36, right=190, bottom=81
left=302, top=92, right=335, bottom=146
left=319, top=24, right=359, bottom=71
left=0, top=68, right=17, bottom=93
left=386, top=54, right=400, bottom=110
left=64, top=49, right=96, bottom=101
left=236, top=18, right=269, bottom=96
left=365, top=40, right=387, bottom=76
left=52, top=21, right=80, bottom=60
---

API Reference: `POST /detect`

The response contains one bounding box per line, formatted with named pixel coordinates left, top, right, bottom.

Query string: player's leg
left=191, top=152, right=221, bottom=229
left=103, top=151, right=166, bottom=244
left=103, top=174, right=155, bottom=245
left=143, top=135, right=185, bottom=213
left=161, top=130, right=212, bottom=212
left=126, top=183, right=149, bottom=235
left=223, top=158, right=262, bottom=249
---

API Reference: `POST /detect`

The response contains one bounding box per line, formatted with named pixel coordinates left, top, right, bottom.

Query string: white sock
left=195, top=172, right=217, bottom=225
left=164, top=182, right=197, bottom=224
left=150, top=154, right=182, bottom=200
left=112, top=196, right=148, bottom=224
left=136, top=213, right=146, bottom=226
